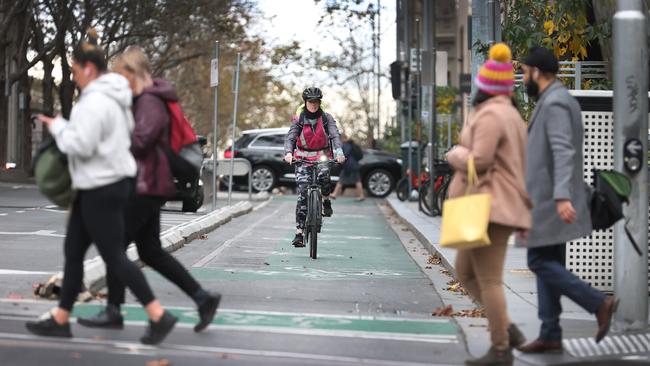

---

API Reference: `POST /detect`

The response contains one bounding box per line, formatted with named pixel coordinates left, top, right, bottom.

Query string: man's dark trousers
left=527, top=243, right=606, bottom=341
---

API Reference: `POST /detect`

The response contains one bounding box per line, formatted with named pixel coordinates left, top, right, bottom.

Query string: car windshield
left=250, top=134, right=285, bottom=148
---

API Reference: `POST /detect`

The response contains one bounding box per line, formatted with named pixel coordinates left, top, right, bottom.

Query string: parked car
left=219, top=128, right=402, bottom=197
left=168, top=135, right=207, bottom=212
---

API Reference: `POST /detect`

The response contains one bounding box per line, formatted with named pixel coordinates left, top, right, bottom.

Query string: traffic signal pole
left=612, top=0, right=649, bottom=332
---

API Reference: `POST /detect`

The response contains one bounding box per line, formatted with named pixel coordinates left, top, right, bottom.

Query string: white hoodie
left=49, top=73, right=137, bottom=190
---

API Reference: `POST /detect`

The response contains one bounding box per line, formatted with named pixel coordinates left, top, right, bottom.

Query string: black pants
left=59, top=179, right=155, bottom=311
left=105, top=195, right=201, bottom=305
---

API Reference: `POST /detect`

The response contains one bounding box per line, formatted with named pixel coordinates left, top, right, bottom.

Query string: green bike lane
left=56, top=195, right=468, bottom=365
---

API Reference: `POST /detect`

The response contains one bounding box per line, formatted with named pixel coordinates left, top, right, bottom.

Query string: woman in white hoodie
left=26, top=31, right=176, bottom=345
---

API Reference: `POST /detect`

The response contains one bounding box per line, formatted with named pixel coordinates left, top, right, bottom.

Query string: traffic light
left=390, top=61, right=402, bottom=100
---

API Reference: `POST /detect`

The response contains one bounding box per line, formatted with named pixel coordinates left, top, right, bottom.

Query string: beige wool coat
left=446, top=95, right=532, bottom=230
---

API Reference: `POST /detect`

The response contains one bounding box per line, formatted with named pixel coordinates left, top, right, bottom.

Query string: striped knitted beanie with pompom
left=475, top=43, right=515, bottom=95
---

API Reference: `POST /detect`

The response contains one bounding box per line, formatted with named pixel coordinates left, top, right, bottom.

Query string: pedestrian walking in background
left=446, top=43, right=532, bottom=366
left=27, top=31, right=176, bottom=345
left=77, top=46, right=221, bottom=333
left=517, top=47, right=617, bottom=353
left=331, top=134, right=365, bottom=201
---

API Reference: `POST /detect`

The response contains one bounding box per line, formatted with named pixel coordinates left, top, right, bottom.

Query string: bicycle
left=419, top=160, right=453, bottom=217
left=395, top=168, right=429, bottom=201
left=292, top=158, right=337, bottom=259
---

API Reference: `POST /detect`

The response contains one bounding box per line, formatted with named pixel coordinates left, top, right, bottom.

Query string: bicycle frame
left=292, top=158, right=336, bottom=259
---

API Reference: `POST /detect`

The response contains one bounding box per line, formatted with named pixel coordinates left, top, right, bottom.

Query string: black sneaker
left=25, top=317, right=72, bottom=338
left=292, top=233, right=305, bottom=247
left=77, top=304, right=124, bottom=329
left=323, top=199, right=333, bottom=217
left=140, top=311, right=177, bottom=345
left=194, top=292, right=221, bottom=332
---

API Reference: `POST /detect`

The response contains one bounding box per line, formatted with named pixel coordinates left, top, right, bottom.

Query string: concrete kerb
left=38, top=196, right=272, bottom=297
left=384, top=198, right=458, bottom=278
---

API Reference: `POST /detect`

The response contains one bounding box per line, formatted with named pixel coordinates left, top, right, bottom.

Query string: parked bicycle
left=395, top=168, right=429, bottom=201
left=419, top=160, right=453, bottom=217
left=292, top=158, right=337, bottom=259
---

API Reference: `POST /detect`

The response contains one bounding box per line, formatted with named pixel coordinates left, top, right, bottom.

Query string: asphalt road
left=0, top=188, right=468, bottom=365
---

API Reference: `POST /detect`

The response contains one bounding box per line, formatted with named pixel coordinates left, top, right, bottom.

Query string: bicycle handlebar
left=290, top=158, right=339, bottom=165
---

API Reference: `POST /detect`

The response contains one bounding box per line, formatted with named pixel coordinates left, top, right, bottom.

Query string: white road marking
left=0, top=213, right=7, bottom=216
left=192, top=205, right=285, bottom=267
left=0, top=230, right=64, bottom=237
left=0, top=330, right=456, bottom=366
left=0, top=269, right=55, bottom=275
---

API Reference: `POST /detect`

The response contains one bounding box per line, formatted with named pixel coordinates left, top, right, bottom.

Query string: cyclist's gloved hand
left=284, top=153, right=293, bottom=164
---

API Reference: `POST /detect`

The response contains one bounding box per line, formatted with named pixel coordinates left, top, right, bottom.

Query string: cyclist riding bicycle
left=284, top=87, right=345, bottom=247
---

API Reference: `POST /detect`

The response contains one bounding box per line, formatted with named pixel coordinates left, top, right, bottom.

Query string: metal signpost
left=612, top=0, right=648, bottom=332
left=228, top=53, right=242, bottom=207
left=210, top=41, right=220, bottom=212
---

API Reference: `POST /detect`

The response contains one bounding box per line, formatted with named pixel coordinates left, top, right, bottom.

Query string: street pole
left=415, top=18, right=422, bottom=202
left=211, top=41, right=220, bottom=212
left=612, top=0, right=648, bottom=332
left=228, top=52, right=242, bottom=207
left=377, top=0, right=381, bottom=145
left=471, top=0, right=500, bottom=96
left=422, top=0, right=437, bottom=215
left=404, top=0, right=412, bottom=195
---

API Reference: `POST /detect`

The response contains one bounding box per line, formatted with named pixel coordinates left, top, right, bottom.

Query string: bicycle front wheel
left=308, top=190, right=321, bottom=259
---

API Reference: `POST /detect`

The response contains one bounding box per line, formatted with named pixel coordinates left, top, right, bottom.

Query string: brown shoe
left=595, top=296, right=619, bottom=343
left=517, top=338, right=562, bottom=354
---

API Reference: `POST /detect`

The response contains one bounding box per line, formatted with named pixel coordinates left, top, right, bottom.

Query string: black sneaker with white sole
left=292, top=233, right=305, bottom=247
left=323, top=199, right=333, bottom=217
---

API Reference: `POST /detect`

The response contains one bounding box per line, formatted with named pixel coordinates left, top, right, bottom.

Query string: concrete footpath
left=386, top=196, right=650, bottom=366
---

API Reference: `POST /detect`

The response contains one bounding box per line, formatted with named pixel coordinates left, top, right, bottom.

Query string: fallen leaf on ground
left=146, top=359, right=171, bottom=366
left=199, top=234, right=208, bottom=240
left=446, top=280, right=467, bottom=294
left=453, top=308, right=486, bottom=318
left=432, top=305, right=486, bottom=318
left=427, top=255, right=441, bottom=265
left=433, top=304, right=454, bottom=316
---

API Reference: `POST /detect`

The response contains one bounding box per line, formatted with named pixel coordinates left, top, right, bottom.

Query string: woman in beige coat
left=446, top=43, right=532, bottom=366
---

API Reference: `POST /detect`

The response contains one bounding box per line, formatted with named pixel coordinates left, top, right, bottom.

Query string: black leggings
left=105, top=195, right=201, bottom=306
left=59, top=179, right=156, bottom=311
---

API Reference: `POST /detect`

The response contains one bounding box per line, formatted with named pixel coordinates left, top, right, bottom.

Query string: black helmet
left=302, top=87, right=323, bottom=101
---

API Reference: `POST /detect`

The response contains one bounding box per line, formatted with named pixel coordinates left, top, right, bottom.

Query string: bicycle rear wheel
left=396, top=177, right=409, bottom=201
left=308, top=190, right=321, bottom=259
left=435, top=176, right=451, bottom=214
left=419, top=179, right=436, bottom=216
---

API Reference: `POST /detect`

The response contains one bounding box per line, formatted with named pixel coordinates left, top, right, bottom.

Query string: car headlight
left=396, top=159, right=403, bottom=165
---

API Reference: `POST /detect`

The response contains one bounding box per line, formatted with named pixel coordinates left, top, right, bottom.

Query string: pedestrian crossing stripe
left=72, top=304, right=458, bottom=344
left=563, top=333, right=650, bottom=358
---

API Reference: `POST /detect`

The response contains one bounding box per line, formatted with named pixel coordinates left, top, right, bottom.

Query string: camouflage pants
left=295, top=163, right=331, bottom=229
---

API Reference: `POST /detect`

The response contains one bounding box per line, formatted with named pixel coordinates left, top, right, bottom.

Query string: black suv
left=222, top=128, right=401, bottom=197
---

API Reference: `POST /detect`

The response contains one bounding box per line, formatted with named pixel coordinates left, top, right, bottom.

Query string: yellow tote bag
left=440, top=155, right=492, bottom=250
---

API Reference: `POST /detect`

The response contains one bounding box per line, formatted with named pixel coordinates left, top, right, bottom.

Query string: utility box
left=567, top=90, right=650, bottom=292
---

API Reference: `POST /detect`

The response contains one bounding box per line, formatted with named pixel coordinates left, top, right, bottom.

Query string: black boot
left=77, top=304, right=124, bottom=329
left=323, top=199, right=333, bottom=217
left=25, top=317, right=72, bottom=338
left=465, top=346, right=513, bottom=366
left=508, top=323, right=526, bottom=348
left=140, top=311, right=177, bottom=345
left=292, top=233, right=305, bottom=247
left=194, top=292, right=221, bottom=332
